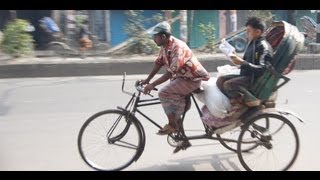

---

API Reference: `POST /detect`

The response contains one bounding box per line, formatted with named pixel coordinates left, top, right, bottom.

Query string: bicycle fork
left=107, top=111, right=132, bottom=144
left=107, top=95, right=136, bottom=143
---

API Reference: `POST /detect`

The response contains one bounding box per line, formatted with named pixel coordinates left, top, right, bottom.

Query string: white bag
left=193, top=91, right=206, bottom=104
left=217, top=64, right=240, bottom=77
left=196, top=77, right=232, bottom=119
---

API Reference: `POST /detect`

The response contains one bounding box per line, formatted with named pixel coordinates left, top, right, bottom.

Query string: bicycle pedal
left=173, top=141, right=191, bottom=154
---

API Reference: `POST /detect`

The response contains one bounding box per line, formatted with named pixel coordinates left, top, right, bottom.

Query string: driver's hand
left=143, top=84, right=155, bottom=95
left=140, top=79, right=149, bottom=85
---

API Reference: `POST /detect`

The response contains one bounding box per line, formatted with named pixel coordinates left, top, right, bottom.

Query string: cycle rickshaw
left=77, top=21, right=305, bottom=171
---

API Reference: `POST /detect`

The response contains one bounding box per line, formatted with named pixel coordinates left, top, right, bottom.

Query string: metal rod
left=181, top=134, right=212, bottom=140
left=213, top=137, right=239, bottom=143
left=137, top=102, right=162, bottom=107
left=138, top=98, right=160, bottom=103
left=136, top=109, right=163, bottom=129
left=191, top=94, right=203, bottom=117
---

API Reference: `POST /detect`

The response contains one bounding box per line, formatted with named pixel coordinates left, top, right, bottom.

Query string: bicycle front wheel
left=78, top=109, right=144, bottom=171
left=237, top=113, right=299, bottom=171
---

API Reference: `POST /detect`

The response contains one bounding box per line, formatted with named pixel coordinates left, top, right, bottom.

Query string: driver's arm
left=144, top=63, right=162, bottom=84
left=150, top=70, right=172, bottom=87
left=143, top=70, right=171, bottom=94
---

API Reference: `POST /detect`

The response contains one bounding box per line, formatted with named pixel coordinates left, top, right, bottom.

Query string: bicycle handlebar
left=135, top=80, right=158, bottom=97
left=122, top=72, right=134, bottom=96
left=121, top=72, right=158, bottom=97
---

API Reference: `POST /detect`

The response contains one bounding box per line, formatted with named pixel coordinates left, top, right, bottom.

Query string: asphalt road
left=0, top=70, right=319, bottom=171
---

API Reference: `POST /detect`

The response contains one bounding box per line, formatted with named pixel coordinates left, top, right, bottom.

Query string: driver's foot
left=157, top=124, right=178, bottom=135
left=173, top=140, right=191, bottom=154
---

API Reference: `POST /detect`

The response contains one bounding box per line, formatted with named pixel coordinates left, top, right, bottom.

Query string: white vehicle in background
left=299, top=15, right=320, bottom=42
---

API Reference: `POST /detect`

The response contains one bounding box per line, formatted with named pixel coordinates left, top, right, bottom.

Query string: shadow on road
left=129, top=152, right=242, bottom=171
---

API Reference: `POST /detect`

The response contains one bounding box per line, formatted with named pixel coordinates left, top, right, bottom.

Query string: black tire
left=46, top=43, right=67, bottom=56
left=217, top=128, right=241, bottom=152
left=78, top=109, right=144, bottom=171
left=93, top=43, right=110, bottom=50
left=237, top=114, right=299, bottom=171
left=233, top=38, right=247, bottom=53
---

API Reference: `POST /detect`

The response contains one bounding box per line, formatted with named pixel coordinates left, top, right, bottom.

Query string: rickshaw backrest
left=265, top=21, right=305, bottom=73
left=250, top=21, right=305, bottom=101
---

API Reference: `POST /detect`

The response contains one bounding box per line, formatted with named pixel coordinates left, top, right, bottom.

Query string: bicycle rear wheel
left=78, top=109, right=144, bottom=171
left=237, top=113, right=299, bottom=171
left=217, top=120, right=269, bottom=152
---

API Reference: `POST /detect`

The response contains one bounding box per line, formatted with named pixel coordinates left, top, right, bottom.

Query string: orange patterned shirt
left=155, top=36, right=210, bottom=81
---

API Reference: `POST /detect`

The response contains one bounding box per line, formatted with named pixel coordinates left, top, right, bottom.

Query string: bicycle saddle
left=192, top=87, right=204, bottom=94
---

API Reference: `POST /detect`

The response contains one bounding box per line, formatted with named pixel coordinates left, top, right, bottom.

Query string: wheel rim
left=78, top=110, right=142, bottom=171
left=237, top=114, right=299, bottom=171
left=234, top=38, right=247, bottom=52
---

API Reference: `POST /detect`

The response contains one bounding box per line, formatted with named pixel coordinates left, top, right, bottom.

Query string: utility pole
left=9, top=10, right=17, bottom=20
left=317, top=10, right=320, bottom=43
left=187, top=10, right=194, bottom=46
left=180, top=10, right=188, bottom=43
left=287, top=10, right=296, bottom=25
left=230, top=10, right=237, bottom=32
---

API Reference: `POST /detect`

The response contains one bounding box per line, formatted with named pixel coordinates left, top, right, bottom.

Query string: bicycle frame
left=117, top=72, right=243, bottom=144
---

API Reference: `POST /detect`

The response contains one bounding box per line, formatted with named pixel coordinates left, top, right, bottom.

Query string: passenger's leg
left=223, top=76, right=251, bottom=98
left=216, top=75, right=241, bottom=97
left=223, top=76, right=260, bottom=107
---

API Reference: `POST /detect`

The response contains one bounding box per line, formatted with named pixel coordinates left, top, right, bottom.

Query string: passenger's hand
left=143, top=83, right=155, bottom=95
left=230, top=54, right=244, bottom=65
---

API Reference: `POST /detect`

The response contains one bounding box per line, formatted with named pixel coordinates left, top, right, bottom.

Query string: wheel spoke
left=107, top=115, right=123, bottom=137
left=113, top=140, right=138, bottom=150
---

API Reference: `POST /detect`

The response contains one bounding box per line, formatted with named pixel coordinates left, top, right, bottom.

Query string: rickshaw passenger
left=217, top=17, right=274, bottom=107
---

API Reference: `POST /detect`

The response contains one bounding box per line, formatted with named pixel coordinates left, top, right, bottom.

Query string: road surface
left=0, top=70, right=319, bottom=171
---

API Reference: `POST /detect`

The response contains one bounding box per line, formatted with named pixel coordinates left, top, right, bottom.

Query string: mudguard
left=244, top=107, right=304, bottom=124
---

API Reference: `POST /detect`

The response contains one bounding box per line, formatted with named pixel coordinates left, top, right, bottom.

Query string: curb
left=0, top=54, right=319, bottom=78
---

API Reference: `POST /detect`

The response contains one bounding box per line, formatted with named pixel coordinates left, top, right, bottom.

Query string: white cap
left=149, top=21, right=171, bottom=35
